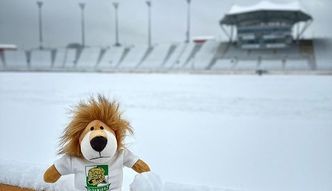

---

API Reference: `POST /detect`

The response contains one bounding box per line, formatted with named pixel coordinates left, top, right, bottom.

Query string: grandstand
left=220, top=1, right=312, bottom=49
left=0, top=1, right=331, bottom=74
left=207, top=1, right=322, bottom=72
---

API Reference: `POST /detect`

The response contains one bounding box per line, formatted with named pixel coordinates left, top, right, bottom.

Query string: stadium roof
left=0, top=44, right=17, bottom=50
left=221, top=1, right=312, bottom=25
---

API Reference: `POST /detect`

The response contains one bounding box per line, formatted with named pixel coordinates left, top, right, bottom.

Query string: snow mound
left=0, top=159, right=76, bottom=191
left=130, top=172, right=163, bottom=191
left=0, top=159, right=229, bottom=191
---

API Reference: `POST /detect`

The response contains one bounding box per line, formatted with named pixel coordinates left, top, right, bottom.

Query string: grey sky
left=0, top=0, right=331, bottom=49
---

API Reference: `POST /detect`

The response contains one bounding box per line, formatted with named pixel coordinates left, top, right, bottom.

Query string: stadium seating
left=54, top=48, right=78, bottom=68
left=3, top=50, right=28, bottom=69
left=0, top=51, right=4, bottom=69
left=284, top=59, right=310, bottom=70
left=212, top=59, right=236, bottom=70
left=30, top=50, right=53, bottom=69
left=53, top=48, right=66, bottom=68
left=259, top=60, right=283, bottom=70
left=98, top=47, right=124, bottom=69
left=142, top=44, right=171, bottom=69
left=169, top=42, right=195, bottom=69
left=162, top=44, right=181, bottom=69
left=192, top=40, right=219, bottom=69
left=236, top=60, right=259, bottom=70
left=314, top=39, right=332, bottom=70
left=1, top=39, right=330, bottom=73
left=119, top=45, right=147, bottom=69
left=76, top=48, right=101, bottom=69
left=161, top=44, right=178, bottom=67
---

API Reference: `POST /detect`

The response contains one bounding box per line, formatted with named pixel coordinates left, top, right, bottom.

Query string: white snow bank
left=163, top=182, right=234, bottom=191
left=0, top=159, right=76, bottom=191
left=130, top=172, right=163, bottom=191
left=0, top=159, right=229, bottom=191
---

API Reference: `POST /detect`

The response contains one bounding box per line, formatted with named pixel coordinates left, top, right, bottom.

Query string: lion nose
left=90, top=136, right=108, bottom=152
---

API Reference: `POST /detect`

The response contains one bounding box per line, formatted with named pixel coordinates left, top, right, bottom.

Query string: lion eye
left=100, top=126, right=104, bottom=130
left=90, top=127, right=94, bottom=131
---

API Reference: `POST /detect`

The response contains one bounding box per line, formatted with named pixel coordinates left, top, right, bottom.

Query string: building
left=220, top=1, right=312, bottom=49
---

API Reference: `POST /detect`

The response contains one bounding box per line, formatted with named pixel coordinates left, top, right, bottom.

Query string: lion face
left=79, top=120, right=118, bottom=164
left=58, top=95, right=133, bottom=160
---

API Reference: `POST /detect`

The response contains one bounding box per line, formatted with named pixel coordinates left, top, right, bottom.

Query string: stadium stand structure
left=219, top=1, right=312, bottom=49
left=53, top=48, right=68, bottom=68
left=2, top=50, right=28, bottom=70
left=191, top=40, right=219, bottom=70
left=1, top=39, right=331, bottom=73
left=1, top=1, right=331, bottom=74
left=171, top=42, right=195, bottom=69
left=161, top=44, right=178, bottom=67
left=63, top=48, right=78, bottom=68
left=76, top=47, right=101, bottom=70
left=314, top=38, right=332, bottom=70
left=141, top=44, right=171, bottom=69
left=0, top=52, right=4, bottom=69
left=119, top=45, right=147, bottom=69
left=98, top=47, right=125, bottom=69
left=30, top=49, right=54, bottom=69
left=162, top=44, right=181, bottom=69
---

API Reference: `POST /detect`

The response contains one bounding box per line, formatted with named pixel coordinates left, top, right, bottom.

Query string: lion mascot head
left=57, top=95, right=132, bottom=163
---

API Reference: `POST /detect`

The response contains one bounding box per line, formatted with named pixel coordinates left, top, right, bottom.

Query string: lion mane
left=58, top=95, right=133, bottom=158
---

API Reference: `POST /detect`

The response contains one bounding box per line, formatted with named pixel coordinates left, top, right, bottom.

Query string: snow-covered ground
left=0, top=72, right=332, bottom=191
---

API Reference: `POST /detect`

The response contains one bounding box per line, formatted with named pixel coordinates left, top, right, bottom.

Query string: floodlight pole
left=185, top=0, right=191, bottom=43
left=79, top=3, right=86, bottom=47
left=37, top=1, right=44, bottom=49
left=146, top=1, right=152, bottom=48
left=113, top=2, right=121, bottom=46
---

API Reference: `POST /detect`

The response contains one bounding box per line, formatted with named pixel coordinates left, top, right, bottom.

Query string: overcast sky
left=0, top=0, right=331, bottom=49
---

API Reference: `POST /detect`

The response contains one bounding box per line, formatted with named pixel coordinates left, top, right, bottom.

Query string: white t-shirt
left=54, top=148, right=139, bottom=191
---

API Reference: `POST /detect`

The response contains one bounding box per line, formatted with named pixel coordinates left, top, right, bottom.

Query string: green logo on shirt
left=85, top=165, right=110, bottom=191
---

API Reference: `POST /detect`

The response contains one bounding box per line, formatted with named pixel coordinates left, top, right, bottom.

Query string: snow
left=0, top=73, right=332, bottom=191
left=0, top=44, right=17, bottom=50
left=0, top=159, right=75, bottom=190
left=130, top=172, right=163, bottom=191
left=227, top=1, right=308, bottom=15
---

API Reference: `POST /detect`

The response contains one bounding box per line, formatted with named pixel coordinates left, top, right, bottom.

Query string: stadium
left=0, top=1, right=332, bottom=191
left=0, top=1, right=331, bottom=74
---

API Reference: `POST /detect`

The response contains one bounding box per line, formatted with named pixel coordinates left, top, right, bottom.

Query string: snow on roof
left=192, top=36, right=216, bottom=40
left=0, top=44, right=17, bottom=50
left=227, top=1, right=309, bottom=15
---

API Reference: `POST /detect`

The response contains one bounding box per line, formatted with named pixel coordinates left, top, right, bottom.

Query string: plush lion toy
left=43, top=95, right=150, bottom=191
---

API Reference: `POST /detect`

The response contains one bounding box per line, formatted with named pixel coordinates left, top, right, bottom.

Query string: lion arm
left=132, top=159, right=151, bottom=173
left=43, top=164, right=61, bottom=183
